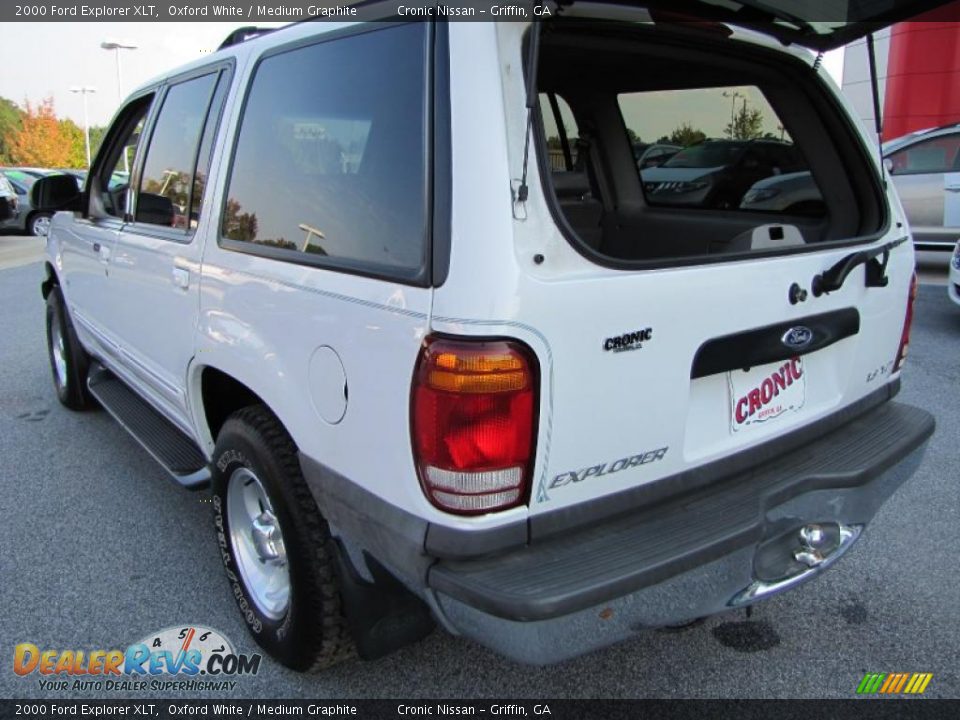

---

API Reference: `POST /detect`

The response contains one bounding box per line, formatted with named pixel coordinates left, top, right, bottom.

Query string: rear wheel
left=45, top=287, right=94, bottom=410
left=211, top=405, right=355, bottom=671
left=28, top=212, right=52, bottom=237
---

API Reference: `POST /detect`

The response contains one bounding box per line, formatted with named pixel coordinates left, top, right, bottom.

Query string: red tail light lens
left=893, top=272, right=918, bottom=372
left=411, top=336, right=539, bottom=515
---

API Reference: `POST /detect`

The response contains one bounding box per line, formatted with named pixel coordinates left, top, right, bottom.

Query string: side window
left=191, top=76, right=229, bottom=229
left=221, top=23, right=429, bottom=278
left=136, top=73, right=219, bottom=230
left=92, top=96, right=154, bottom=219
left=888, top=134, right=960, bottom=175
left=539, top=93, right=580, bottom=172
left=618, top=86, right=825, bottom=216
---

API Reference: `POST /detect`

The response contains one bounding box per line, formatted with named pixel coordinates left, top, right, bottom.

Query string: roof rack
left=218, top=26, right=274, bottom=51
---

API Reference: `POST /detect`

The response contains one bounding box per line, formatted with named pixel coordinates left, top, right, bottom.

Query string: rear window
left=221, top=23, right=429, bottom=282
left=536, top=28, right=879, bottom=265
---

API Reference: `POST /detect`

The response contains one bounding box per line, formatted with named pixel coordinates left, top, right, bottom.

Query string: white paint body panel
left=44, top=17, right=916, bottom=538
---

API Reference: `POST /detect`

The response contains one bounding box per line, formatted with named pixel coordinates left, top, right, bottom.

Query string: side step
left=88, top=365, right=210, bottom=489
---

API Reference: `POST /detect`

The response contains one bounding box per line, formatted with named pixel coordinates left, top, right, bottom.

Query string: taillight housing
left=411, top=336, right=539, bottom=515
left=893, top=272, right=918, bottom=372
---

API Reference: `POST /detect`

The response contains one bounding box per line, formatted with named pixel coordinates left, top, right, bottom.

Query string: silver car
left=884, top=124, right=960, bottom=251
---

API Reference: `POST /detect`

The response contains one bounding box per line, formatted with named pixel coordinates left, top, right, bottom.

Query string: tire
left=29, top=212, right=52, bottom=237
left=211, top=405, right=355, bottom=672
left=45, top=287, right=94, bottom=410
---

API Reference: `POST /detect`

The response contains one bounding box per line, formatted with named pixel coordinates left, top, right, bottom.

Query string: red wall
left=882, top=4, right=960, bottom=141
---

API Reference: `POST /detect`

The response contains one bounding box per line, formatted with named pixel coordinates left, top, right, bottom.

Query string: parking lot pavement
left=1, top=261, right=958, bottom=700
left=916, top=250, right=952, bottom=286
left=0, top=233, right=45, bottom=270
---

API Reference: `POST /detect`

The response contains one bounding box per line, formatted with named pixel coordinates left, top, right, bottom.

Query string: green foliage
left=60, top=119, right=87, bottom=168
left=725, top=104, right=765, bottom=140
left=668, top=123, right=707, bottom=147
left=0, top=97, right=24, bottom=164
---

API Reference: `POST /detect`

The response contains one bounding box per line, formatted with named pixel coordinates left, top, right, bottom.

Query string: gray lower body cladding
left=300, top=395, right=934, bottom=664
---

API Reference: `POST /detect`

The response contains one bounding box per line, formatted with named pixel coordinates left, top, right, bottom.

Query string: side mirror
left=30, top=174, right=82, bottom=212
left=137, top=192, right=175, bottom=226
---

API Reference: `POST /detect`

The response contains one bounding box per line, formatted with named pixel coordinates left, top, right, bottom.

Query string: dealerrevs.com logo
left=13, top=625, right=261, bottom=693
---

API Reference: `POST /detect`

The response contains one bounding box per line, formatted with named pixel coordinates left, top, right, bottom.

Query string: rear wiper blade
left=812, top=236, right=908, bottom=296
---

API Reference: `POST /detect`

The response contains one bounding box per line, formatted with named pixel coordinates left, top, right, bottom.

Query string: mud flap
left=331, top=539, right=436, bottom=661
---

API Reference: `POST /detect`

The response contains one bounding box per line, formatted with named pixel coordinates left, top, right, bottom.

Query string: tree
left=8, top=98, right=74, bottom=167
left=725, top=104, right=765, bottom=140
left=0, top=97, right=23, bottom=165
left=88, top=126, right=107, bottom=162
left=625, top=127, right=641, bottom=145
left=668, top=123, right=707, bottom=147
left=222, top=198, right=258, bottom=242
left=60, top=118, right=87, bottom=168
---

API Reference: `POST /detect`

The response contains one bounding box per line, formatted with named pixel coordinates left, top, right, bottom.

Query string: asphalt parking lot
left=1, top=254, right=958, bottom=700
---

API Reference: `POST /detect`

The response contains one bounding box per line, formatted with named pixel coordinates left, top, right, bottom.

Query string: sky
left=0, top=22, right=285, bottom=127
left=0, top=22, right=844, bottom=129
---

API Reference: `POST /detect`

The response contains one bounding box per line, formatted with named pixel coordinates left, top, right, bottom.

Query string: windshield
left=663, top=143, right=747, bottom=169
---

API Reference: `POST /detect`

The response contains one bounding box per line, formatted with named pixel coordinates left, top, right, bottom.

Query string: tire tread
left=224, top=405, right=355, bottom=671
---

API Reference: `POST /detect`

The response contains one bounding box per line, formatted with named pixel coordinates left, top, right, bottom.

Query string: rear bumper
left=426, top=401, right=933, bottom=663
left=300, top=393, right=933, bottom=664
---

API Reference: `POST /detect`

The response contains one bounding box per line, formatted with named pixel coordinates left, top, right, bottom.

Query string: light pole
left=722, top=90, right=744, bottom=126
left=69, top=86, right=96, bottom=168
left=100, top=39, right=137, bottom=171
left=100, top=39, right=138, bottom=102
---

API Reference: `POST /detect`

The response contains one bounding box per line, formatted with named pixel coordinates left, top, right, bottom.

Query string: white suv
left=35, top=5, right=939, bottom=672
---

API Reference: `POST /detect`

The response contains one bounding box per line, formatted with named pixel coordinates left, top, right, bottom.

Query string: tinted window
left=137, top=74, right=218, bottom=229
left=222, top=24, right=428, bottom=277
left=618, top=86, right=824, bottom=215
left=539, top=93, right=579, bottom=172
left=190, top=75, right=228, bottom=229
left=888, top=134, right=960, bottom=175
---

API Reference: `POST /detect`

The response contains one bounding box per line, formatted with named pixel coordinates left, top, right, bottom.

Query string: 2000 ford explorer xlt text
left=32, top=2, right=940, bottom=672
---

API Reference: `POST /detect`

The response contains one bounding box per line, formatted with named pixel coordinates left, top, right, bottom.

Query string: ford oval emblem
left=782, top=326, right=814, bottom=350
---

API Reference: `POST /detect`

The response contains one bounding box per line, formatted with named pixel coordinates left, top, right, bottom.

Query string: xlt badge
left=603, top=327, right=653, bottom=352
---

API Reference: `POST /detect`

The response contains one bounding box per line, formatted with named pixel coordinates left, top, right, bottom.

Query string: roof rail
left=218, top=26, right=274, bottom=51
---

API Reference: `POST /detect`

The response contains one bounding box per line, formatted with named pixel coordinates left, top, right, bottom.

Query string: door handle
left=945, top=185, right=960, bottom=193
left=172, top=266, right=190, bottom=289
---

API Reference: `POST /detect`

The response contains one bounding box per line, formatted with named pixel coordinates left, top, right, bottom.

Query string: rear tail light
left=892, top=272, right=918, bottom=372
left=411, top=336, right=539, bottom=515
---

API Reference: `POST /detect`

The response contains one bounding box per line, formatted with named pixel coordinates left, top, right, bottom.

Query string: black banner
left=0, top=700, right=958, bottom=720
left=2, top=0, right=956, bottom=23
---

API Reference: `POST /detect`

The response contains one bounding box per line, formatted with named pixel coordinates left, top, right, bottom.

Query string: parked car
left=33, top=3, right=937, bottom=673
left=2, top=168, right=64, bottom=235
left=633, top=142, right=682, bottom=169
left=0, top=174, right=16, bottom=224
left=641, top=139, right=807, bottom=209
left=883, top=123, right=960, bottom=251
left=950, top=240, right=960, bottom=307
left=739, top=170, right=827, bottom=216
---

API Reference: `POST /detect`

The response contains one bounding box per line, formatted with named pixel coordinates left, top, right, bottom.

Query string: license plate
left=728, top=357, right=806, bottom=433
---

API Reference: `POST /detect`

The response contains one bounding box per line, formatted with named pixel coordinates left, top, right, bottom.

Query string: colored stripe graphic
left=857, top=672, right=932, bottom=694
left=857, top=673, right=884, bottom=694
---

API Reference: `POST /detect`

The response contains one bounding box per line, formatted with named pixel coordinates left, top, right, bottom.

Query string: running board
left=87, top=365, right=210, bottom=489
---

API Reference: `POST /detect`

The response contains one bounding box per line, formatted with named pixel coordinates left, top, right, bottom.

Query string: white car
left=34, top=1, right=940, bottom=672
left=950, top=241, right=960, bottom=307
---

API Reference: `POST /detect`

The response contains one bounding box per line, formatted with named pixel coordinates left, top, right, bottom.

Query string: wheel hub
left=50, top=315, right=68, bottom=389
left=226, top=467, right=291, bottom=620
left=250, top=512, right=286, bottom=566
